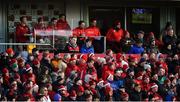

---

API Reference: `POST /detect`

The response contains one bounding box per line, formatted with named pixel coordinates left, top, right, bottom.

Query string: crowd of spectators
left=0, top=14, right=179, bottom=101
left=0, top=46, right=179, bottom=101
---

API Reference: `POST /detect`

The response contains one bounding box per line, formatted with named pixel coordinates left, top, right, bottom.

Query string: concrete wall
left=0, top=0, right=7, bottom=52
left=65, top=0, right=81, bottom=29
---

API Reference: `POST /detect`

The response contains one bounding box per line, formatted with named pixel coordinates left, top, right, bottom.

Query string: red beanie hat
left=116, top=53, right=122, bottom=60
left=25, top=64, right=32, bottom=72
left=88, top=53, right=94, bottom=58
left=150, top=83, right=158, bottom=89
left=2, top=68, right=9, bottom=73
left=33, top=59, right=40, bottom=65
left=69, top=90, right=77, bottom=97
left=122, top=64, right=129, bottom=71
left=134, top=79, right=141, bottom=85
left=136, top=72, right=143, bottom=79
left=103, top=81, right=110, bottom=87
left=121, top=92, right=129, bottom=98
left=129, top=55, right=137, bottom=62
left=80, top=54, right=87, bottom=62
left=77, top=85, right=84, bottom=92
left=6, top=48, right=14, bottom=55
left=10, top=59, right=17, bottom=65
left=69, top=58, right=76, bottom=62
left=149, top=32, right=154, bottom=36
left=114, top=20, right=121, bottom=25
left=97, top=78, right=104, bottom=86
left=14, top=73, right=20, bottom=79
left=58, top=85, right=66, bottom=91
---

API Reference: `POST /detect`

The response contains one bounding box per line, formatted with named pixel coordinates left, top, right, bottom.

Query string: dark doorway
left=176, top=8, right=180, bottom=37
left=89, top=7, right=125, bottom=36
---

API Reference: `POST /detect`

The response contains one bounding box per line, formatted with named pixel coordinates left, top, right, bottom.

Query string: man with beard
left=64, top=37, right=79, bottom=53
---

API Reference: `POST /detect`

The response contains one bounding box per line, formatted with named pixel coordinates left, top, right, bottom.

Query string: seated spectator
left=38, top=86, right=51, bottom=102
left=80, top=39, right=94, bottom=54
left=128, top=39, right=144, bottom=54
left=64, top=37, right=79, bottom=53
left=136, top=31, right=145, bottom=44
left=160, top=22, right=173, bottom=42
left=120, top=30, right=134, bottom=53
left=73, top=20, right=86, bottom=37
left=85, top=19, right=101, bottom=37
left=0, top=46, right=180, bottom=101
left=162, top=28, right=177, bottom=52
left=15, top=45, right=29, bottom=62
left=146, top=39, right=159, bottom=54
left=57, top=14, right=71, bottom=30
left=145, top=32, right=163, bottom=51
left=162, top=43, right=174, bottom=56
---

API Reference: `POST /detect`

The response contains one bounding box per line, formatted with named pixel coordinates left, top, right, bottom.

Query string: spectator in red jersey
left=15, top=16, right=31, bottom=43
left=85, top=19, right=101, bottom=37
left=106, top=20, right=124, bottom=53
left=64, top=36, right=80, bottom=53
left=34, top=17, right=46, bottom=30
left=73, top=20, right=86, bottom=37
left=47, top=17, right=58, bottom=30
left=57, top=14, right=71, bottom=30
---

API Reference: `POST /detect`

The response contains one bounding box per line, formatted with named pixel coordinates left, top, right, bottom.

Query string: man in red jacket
left=73, top=20, right=86, bottom=37
left=15, top=16, right=31, bottom=43
left=85, top=19, right=101, bottom=37
left=106, top=20, right=124, bottom=42
left=56, top=14, right=71, bottom=30
left=106, top=20, right=124, bottom=52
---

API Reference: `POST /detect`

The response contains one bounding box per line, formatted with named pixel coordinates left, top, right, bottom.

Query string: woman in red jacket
left=15, top=16, right=31, bottom=43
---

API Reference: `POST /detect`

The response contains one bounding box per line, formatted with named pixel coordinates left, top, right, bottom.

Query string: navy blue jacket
left=128, top=44, right=144, bottom=54
left=80, top=45, right=94, bottom=54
